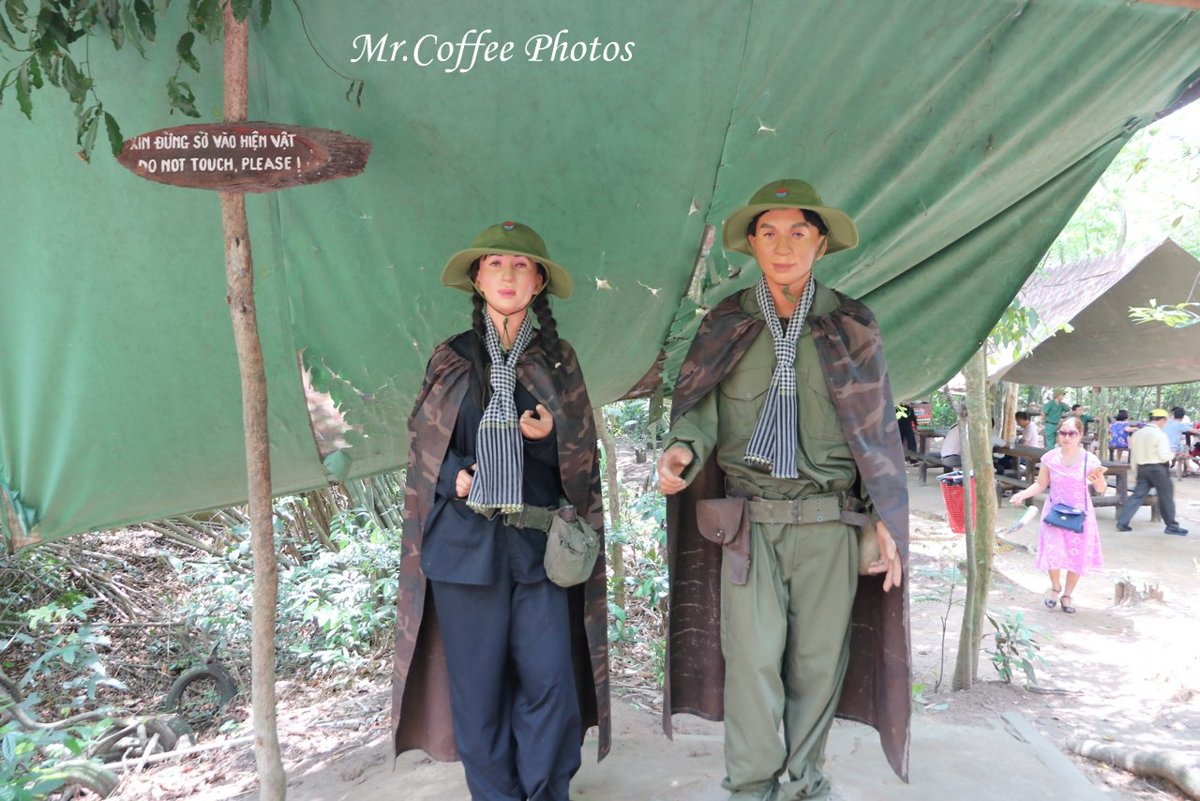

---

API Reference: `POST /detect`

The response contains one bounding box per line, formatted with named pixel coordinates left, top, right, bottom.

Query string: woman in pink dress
left=1009, top=416, right=1107, bottom=614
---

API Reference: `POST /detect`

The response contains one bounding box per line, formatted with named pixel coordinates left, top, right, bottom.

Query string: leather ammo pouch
left=695, top=498, right=752, bottom=585
left=697, top=494, right=880, bottom=583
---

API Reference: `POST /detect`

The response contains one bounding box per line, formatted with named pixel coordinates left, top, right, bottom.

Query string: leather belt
left=458, top=500, right=558, bottom=531
left=725, top=479, right=871, bottom=527
left=500, top=504, right=557, bottom=532
left=748, top=494, right=842, bottom=525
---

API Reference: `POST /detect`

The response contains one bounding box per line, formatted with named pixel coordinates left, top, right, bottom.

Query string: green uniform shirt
left=1043, top=400, right=1070, bottom=427
left=667, top=283, right=859, bottom=502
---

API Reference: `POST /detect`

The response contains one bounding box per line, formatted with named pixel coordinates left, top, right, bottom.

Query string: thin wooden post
left=221, top=6, right=285, bottom=799
left=953, top=347, right=997, bottom=690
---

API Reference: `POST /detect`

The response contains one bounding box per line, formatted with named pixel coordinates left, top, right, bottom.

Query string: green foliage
left=984, top=609, right=1044, bottom=685
left=0, top=594, right=116, bottom=801
left=606, top=488, right=669, bottom=685
left=1128, top=299, right=1200, bottom=329
left=0, top=0, right=275, bottom=160
left=0, top=723, right=71, bottom=801
left=0, top=720, right=111, bottom=801
left=604, top=399, right=668, bottom=446
left=172, top=505, right=402, bottom=681
left=15, top=597, right=126, bottom=703
left=929, top=392, right=958, bottom=427
left=912, top=563, right=964, bottom=693
left=1102, top=382, right=1200, bottom=422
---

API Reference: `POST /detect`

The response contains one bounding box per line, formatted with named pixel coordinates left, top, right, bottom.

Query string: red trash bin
left=939, top=476, right=977, bottom=534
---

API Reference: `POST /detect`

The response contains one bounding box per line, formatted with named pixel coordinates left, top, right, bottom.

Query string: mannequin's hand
left=657, top=445, right=694, bottom=496
left=519, top=404, right=554, bottom=440
left=864, top=520, right=903, bottom=592
left=455, top=464, right=477, bottom=498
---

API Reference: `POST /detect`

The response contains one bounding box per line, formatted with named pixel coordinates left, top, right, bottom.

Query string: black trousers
left=430, top=568, right=581, bottom=801
left=1117, top=463, right=1178, bottom=528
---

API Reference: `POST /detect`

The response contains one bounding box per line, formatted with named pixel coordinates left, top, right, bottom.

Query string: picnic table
left=906, top=427, right=954, bottom=484
left=916, top=427, right=948, bottom=455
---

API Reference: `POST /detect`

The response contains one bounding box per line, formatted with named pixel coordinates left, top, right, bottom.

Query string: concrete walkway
left=290, top=467, right=1200, bottom=801
left=331, top=698, right=1105, bottom=801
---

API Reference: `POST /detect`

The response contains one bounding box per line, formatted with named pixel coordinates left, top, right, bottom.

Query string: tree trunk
left=594, top=408, right=624, bottom=612
left=953, top=347, right=997, bottom=690
left=1068, top=739, right=1200, bottom=799
left=222, top=7, right=286, bottom=799
left=1000, top=382, right=1019, bottom=444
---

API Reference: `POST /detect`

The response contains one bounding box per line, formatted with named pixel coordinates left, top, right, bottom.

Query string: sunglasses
left=1057, top=430, right=1081, bottom=439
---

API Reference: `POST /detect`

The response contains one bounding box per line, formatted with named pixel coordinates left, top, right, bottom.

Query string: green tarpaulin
left=2, top=1, right=1198, bottom=545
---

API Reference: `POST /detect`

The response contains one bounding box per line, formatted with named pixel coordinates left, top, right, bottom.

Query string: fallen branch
left=109, top=735, right=255, bottom=771
left=1, top=669, right=127, bottom=731
left=1067, top=738, right=1200, bottom=800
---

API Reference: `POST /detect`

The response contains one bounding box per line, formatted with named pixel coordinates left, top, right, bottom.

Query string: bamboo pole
left=221, top=6, right=286, bottom=799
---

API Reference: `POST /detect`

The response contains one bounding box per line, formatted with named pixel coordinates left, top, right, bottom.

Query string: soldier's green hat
left=723, top=179, right=859, bottom=256
left=441, top=221, right=572, bottom=299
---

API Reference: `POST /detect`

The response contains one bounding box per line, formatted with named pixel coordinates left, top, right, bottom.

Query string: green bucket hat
left=441, top=221, right=572, bottom=299
left=723, top=179, right=859, bottom=256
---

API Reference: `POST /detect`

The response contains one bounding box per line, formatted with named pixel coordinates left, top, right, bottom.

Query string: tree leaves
left=175, top=30, right=200, bottom=72
left=166, top=75, right=198, bottom=117
left=103, top=110, right=121, bottom=156
left=133, top=0, right=155, bottom=42
left=5, top=0, right=29, bottom=35
left=0, top=0, right=358, bottom=162
left=0, top=12, right=15, bottom=48
left=15, top=60, right=32, bottom=119
left=230, top=0, right=252, bottom=22
left=61, top=54, right=89, bottom=104
left=186, top=0, right=221, bottom=43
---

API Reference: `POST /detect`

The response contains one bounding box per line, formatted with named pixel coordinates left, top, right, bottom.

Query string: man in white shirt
left=939, top=424, right=962, bottom=468
left=1015, top=411, right=1043, bottom=448
left=1117, top=409, right=1188, bottom=535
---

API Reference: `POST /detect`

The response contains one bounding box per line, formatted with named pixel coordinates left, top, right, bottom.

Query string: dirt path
left=106, top=467, right=1200, bottom=800
left=905, top=470, right=1200, bottom=799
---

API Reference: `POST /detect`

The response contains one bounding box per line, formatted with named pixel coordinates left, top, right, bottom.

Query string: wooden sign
left=117, top=122, right=371, bottom=193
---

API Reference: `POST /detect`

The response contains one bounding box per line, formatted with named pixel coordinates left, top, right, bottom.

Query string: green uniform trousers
left=720, top=518, right=858, bottom=801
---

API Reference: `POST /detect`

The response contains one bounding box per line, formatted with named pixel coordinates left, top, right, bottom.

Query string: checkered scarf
left=744, top=277, right=816, bottom=478
left=467, top=312, right=536, bottom=514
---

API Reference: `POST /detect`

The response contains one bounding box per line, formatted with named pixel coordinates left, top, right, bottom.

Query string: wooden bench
left=905, top=449, right=957, bottom=485
left=993, top=474, right=1028, bottom=497
left=949, top=453, right=1161, bottom=522
left=994, top=476, right=1158, bottom=521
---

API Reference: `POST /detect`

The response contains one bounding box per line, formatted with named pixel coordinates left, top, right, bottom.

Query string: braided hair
left=468, top=291, right=490, bottom=409
left=531, top=290, right=563, bottom=370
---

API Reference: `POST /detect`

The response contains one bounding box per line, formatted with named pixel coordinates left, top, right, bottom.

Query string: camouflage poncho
left=663, top=288, right=911, bottom=780
left=391, top=331, right=611, bottom=762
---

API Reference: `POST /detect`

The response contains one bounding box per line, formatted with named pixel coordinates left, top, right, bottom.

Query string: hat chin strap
left=473, top=283, right=545, bottom=347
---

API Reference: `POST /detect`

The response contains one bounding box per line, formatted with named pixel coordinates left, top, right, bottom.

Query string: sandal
left=1043, top=588, right=1060, bottom=609
left=1060, top=594, right=1077, bottom=614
